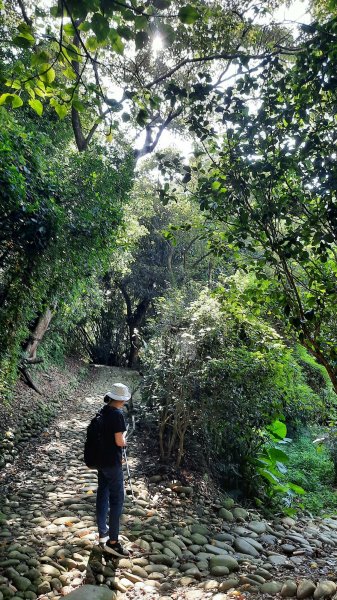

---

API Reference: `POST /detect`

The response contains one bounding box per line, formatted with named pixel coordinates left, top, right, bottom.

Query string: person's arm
left=115, top=431, right=126, bottom=447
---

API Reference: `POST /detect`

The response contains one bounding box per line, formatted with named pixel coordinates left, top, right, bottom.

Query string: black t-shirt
left=100, top=405, right=126, bottom=467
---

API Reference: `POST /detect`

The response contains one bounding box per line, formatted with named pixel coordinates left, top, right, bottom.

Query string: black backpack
left=84, top=410, right=104, bottom=468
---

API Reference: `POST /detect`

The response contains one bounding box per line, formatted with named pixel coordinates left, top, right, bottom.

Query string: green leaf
left=109, top=29, right=124, bottom=54
left=178, top=4, right=200, bottom=24
left=5, top=79, right=21, bottom=90
left=50, top=4, right=63, bottom=17
left=135, top=15, right=148, bottom=30
left=34, top=87, right=45, bottom=98
left=39, top=64, right=56, bottom=84
left=266, top=419, right=287, bottom=440
left=160, top=23, right=175, bottom=43
left=121, top=8, right=135, bottom=21
left=50, top=99, right=68, bottom=119
left=13, top=33, right=35, bottom=48
left=136, top=108, right=148, bottom=126
left=100, top=0, right=116, bottom=14
left=17, top=22, right=33, bottom=34
left=135, top=30, right=149, bottom=50
left=55, top=104, right=68, bottom=119
left=91, top=12, right=110, bottom=42
left=31, top=51, right=50, bottom=66
left=28, top=98, right=43, bottom=115
left=11, top=94, right=23, bottom=108
left=117, top=25, right=134, bottom=40
left=0, top=93, right=12, bottom=106
left=72, top=99, right=85, bottom=111
left=267, top=447, right=289, bottom=464
left=65, top=44, right=83, bottom=62
left=259, top=469, right=280, bottom=484
left=63, top=23, right=76, bottom=36
left=87, top=36, right=99, bottom=52
left=288, top=483, right=306, bottom=495
left=62, top=67, right=77, bottom=80
left=78, top=21, right=91, bottom=32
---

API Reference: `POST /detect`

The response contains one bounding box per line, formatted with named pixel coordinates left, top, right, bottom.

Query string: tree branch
left=146, top=50, right=294, bottom=90
left=17, top=0, right=32, bottom=26
left=134, top=107, right=183, bottom=159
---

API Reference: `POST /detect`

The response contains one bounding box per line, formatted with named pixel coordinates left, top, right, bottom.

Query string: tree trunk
left=25, top=307, right=53, bottom=360
left=128, top=323, right=140, bottom=369
left=118, top=283, right=152, bottom=368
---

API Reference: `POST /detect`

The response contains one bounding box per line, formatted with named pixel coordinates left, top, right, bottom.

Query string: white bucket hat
left=106, top=383, right=131, bottom=402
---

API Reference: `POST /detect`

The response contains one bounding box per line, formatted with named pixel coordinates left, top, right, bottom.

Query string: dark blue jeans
left=96, top=465, right=124, bottom=541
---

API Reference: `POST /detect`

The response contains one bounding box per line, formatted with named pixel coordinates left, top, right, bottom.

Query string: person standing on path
left=96, top=382, right=131, bottom=557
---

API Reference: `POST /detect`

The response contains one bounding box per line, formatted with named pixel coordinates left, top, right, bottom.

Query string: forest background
left=1, top=0, right=337, bottom=516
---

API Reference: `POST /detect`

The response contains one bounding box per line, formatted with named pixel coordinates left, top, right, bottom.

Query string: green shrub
left=288, top=432, right=334, bottom=487
left=141, top=287, right=332, bottom=498
left=286, top=429, right=337, bottom=514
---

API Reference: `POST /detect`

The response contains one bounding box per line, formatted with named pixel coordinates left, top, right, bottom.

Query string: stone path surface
left=1, top=366, right=337, bottom=600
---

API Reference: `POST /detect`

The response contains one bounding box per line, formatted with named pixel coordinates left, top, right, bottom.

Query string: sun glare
left=152, top=34, right=164, bottom=57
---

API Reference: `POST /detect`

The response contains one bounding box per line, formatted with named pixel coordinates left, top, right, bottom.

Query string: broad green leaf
left=109, top=30, right=124, bottom=54
left=266, top=419, right=287, bottom=440
left=178, top=4, right=200, bottom=24
left=267, top=447, right=289, bottom=464
left=87, top=36, right=99, bottom=52
left=62, top=67, right=77, bottom=80
left=117, top=25, right=134, bottom=40
left=135, top=30, right=149, bottom=50
left=160, top=23, right=175, bottom=43
left=72, top=99, right=85, bottom=111
left=135, top=16, right=148, bottom=30
left=31, top=51, right=51, bottom=66
left=136, top=108, right=148, bottom=126
left=13, top=33, right=35, bottom=48
left=288, top=483, right=306, bottom=495
left=91, top=13, right=109, bottom=42
left=18, top=22, right=33, bottom=34
left=63, top=23, right=76, bottom=36
left=55, top=104, right=68, bottom=119
left=50, top=5, right=63, bottom=17
left=106, top=131, right=113, bottom=143
left=50, top=99, right=68, bottom=119
left=34, top=87, right=45, bottom=98
left=39, top=64, right=56, bottom=84
left=0, top=93, right=11, bottom=106
left=11, top=94, right=23, bottom=108
left=5, top=79, right=21, bottom=90
left=259, top=469, right=280, bottom=484
left=65, top=44, right=83, bottom=62
left=78, top=21, right=91, bottom=32
left=29, top=98, right=43, bottom=115
left=122, top=8, right=135, bottom=21
left=25, top=86, right=35, bottom=99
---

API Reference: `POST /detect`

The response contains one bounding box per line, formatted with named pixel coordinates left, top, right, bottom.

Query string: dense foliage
left=159, top=16, right=337, bottom=393
left=141, top=286, right=334, bottom=502
left=0, top=108, right=133, bottom=395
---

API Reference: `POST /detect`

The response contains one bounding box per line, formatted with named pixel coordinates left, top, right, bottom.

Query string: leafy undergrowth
left=286, top=428, right=337, bottom=515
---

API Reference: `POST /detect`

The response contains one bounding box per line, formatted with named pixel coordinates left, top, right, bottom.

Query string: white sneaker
left=99, top=532, right=109, bottom=543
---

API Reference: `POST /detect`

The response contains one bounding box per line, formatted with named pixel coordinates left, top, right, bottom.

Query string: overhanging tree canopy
left=1, top=0, right=300, bottom=155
